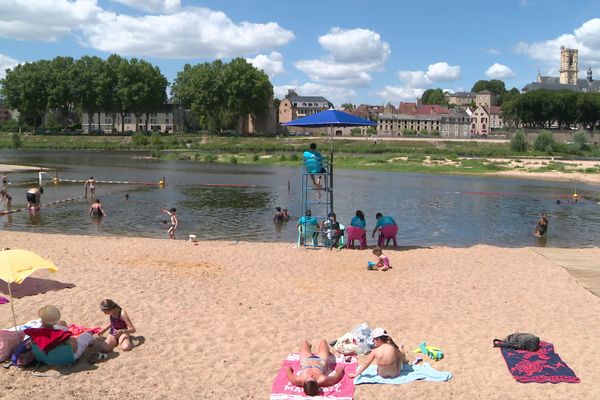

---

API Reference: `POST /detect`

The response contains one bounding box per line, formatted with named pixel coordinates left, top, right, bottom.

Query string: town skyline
left=1, top=0, right=599, bottom=105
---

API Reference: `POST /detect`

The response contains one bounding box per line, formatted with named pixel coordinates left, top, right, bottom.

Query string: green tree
left=73, top=56, right=104, bottom=133
left=471, top=79, right=507, bottom=95
left=576, top=92, right=600, bottom=130
left=350, top=127, right=362, bottom=136
left=420, top=88, right=447, bottom=105
left=572, top=131, right=590, bottom=151
left=341, top=103, right=355, bottom=110
left=47, top=56, right=77, bottom=127
left=366, top=127, right=377, bottom=136
left=510, top=131, right=528, bottom=152
left=499, top=87, right=520, bottom=105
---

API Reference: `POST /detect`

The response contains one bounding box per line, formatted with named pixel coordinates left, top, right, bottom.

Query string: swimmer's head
left=275, top=207, right=281, bottom=212
left=169, top=207, right=176, bottom=213
left=90, top=176, right=94, bottom=179
left=95, top=199, right=100, bottom=203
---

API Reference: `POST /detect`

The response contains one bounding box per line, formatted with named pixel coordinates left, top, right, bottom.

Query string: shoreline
left=1, top=231, right=600, bottom=399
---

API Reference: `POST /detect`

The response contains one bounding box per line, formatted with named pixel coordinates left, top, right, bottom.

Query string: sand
left=1, top=231, right=600, bottom=400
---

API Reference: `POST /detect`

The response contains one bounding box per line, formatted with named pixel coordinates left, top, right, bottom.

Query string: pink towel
left=270, top=353, right=357, bottom=400
left=68, top=324, right=102, bottom=336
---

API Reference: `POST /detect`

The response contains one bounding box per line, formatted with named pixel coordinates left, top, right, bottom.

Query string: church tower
left=559, top=46, right=578, bottom=85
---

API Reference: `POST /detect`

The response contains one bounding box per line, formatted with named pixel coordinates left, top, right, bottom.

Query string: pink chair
left=346, top=226, right=367, bottom=250
left=377, top=225, right=398, bottom=247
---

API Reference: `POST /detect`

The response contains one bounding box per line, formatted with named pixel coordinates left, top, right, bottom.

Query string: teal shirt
left=298, top=216, right=318, bottom=226
left=302, top=150, right=323, bottom=173
left=375, top=216, right=396, bottom=229
left=350, top=216, right=366, bottom=229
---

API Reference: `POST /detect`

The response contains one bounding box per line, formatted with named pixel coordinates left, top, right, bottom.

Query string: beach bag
left=11, top=340, right=34, bottom=366
left=493, top=333, right=540, bottom=352
left=333, top=332, right=359, bottom=356
left=0, top=330, right=25, bottom=362
left=351, top=323, right=372, bottom=355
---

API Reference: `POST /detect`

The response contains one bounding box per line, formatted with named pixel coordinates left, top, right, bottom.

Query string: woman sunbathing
left=349, top=328, right=407, bottom=379
left=286, top=339, right=345, bottom=396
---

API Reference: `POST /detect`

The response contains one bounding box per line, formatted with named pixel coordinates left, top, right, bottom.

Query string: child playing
left=161, top=207, right=178, bottom=239
left=96, top=299, right=136, bottom=352
left=371, top=247, right=391, bottom=271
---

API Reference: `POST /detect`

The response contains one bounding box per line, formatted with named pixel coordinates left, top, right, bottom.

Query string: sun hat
left=38, top=305, right=61, bottom=325
left=371, top=327, right=388, bottom=340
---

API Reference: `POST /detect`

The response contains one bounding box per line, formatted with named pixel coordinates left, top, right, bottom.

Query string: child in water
left=370, top=247, right=391, bottom=271
left=96, top=299, right=136, bottom=352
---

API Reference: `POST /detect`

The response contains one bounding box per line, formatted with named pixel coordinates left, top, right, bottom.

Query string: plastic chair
left=346, top=226, right=367, bottom=250
left=377, top=225, right=398, bottom=247
left=32, top=342, right=75, bottom=366
left=297, top=224, right=318, bottom=246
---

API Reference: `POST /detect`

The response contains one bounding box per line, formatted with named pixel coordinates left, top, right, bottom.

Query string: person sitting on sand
left=96, top=299, right=136, bottom=352
left=349, top=328, right=407, bottom=379
left=37, top=305, right=95, bottom=361
left=26, top=187, right=43, bottom=211
left=534, top=212, right=549, bottom=237
left=286, top=339, right=345, bottom=396
left=370, top=247, right=391, bottom=271
left=89, top=199, right=107, bottom=218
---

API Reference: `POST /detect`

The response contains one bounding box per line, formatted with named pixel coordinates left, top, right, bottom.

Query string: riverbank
left=1, top=231, right=599, bottom=399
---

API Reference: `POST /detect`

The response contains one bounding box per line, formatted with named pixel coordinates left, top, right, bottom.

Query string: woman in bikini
left=286, top=339, right=345, bottom=396
left=89, top=199, right=107, bottom=218
left=96, top=299, right=136, bottom=352
left=349, top=328, right=407, bottom=379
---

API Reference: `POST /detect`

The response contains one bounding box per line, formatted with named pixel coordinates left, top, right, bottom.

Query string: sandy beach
left=1, top=231, right=600, bottom=399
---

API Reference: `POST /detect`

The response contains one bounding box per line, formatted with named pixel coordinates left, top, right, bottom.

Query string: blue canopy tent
left=282, top=109, right=376, bottom=220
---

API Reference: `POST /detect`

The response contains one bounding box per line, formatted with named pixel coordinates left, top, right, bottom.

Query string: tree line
left=502, top=90, right=600, bottom=130
left=0, top=55, right=168, bottom=133
left=1, top=56, right=274, bottom=135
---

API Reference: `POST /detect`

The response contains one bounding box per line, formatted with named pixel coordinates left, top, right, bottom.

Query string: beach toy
left=367, top=261, right=377, bottom=270
left=188, top=234, right=197, bottom=243
left=413, top=341, right=444, bottom=361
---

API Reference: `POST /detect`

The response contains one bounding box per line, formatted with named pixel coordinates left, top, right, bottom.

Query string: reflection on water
left=0, top=150, right=599, bottom=247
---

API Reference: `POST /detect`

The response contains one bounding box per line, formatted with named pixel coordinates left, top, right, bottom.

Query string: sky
left=1, top=0, right=600, bottom=106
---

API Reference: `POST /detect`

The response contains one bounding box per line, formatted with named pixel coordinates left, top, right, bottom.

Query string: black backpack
left=493, top=333, right=540, bottom=352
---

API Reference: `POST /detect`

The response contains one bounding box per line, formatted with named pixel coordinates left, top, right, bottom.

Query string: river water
left=0, top=150, right=599, bottom=247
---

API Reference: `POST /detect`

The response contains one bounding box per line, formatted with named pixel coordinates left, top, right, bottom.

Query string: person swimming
left=89, top=199, right=107, bottom=218
left=534, top=212, right=548, bottom=237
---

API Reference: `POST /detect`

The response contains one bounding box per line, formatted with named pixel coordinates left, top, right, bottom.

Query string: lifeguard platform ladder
left=299, top=155, right=334, bottom=248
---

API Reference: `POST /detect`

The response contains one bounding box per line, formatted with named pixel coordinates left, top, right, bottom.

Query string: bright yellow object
left=0, top=249, right=57, bottom=284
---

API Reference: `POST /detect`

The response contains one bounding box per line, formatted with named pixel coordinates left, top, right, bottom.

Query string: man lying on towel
left=27, top=305, right=94, bottom=361
left=286, top=339, right=345, bottom=396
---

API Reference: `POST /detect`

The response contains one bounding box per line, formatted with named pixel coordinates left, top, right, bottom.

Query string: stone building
left=444, top=91, right=476, bottom=106
left=0, top=98, right=15, bottom=123
left=467, top=105, right=503, bottom=136
left=377, top=109, right=469, bottom=137
left=278, top=90, right=333, bottom=124
left=522, top=46, right=600, bottom=93
left=81, top=101, right=183, bottom=133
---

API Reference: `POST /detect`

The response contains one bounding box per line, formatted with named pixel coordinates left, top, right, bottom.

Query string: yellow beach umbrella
left=0, top=249, right=58, bottom=330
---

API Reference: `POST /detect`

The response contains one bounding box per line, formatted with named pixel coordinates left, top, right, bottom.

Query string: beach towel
left=68, top=324, right=102, bottom=336
left=499, top=341, right=579, bottom=383
left=24, top=328, right=72, bottom=354
left=270, top=353, right=357, bottom=400
left=354, top=363, right=452, bottom=385
left=0, top=296, right=8, bottom=304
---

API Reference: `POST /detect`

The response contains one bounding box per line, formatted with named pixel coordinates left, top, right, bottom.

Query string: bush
left=252, top=154, right=259, bottom=161
left=0, top=119, right=20, bottom=133
left=204, top=154, right=217, bottom=163
left=573, top=131, right=590, bottom=152
left=290, top=153, right=299, bottom=161
left=10, top=132, right=22, bottom=149
left=230, top=156, right=238, bottom=164
left=350, top=128, right=362, bottom=136
left=510, top=131, right=528, bottom=152
left=279, top=154, right=287, bottom=161
left=150, top=132, right=162, bottom=147
left=132, top=132, right=149, bottom=146
left=533, top=131, right=556, bottom=153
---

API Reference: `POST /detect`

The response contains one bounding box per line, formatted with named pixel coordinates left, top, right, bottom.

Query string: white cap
left=371, top=327, right=388, bottom=340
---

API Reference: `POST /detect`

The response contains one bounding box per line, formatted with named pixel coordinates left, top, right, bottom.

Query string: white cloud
left=426, top=62, right=461, bottom=81
left=0, top=53, right=21, bottom=79
left=246, top=52, right=284, bottom=78
left=111, top=0, right=181, bottom=13
left=486, top=48, right=501, bottom=55
left=80, top=7, right=295, bottom=58
left=515, top=18, right=600, bottom=67
left=294, top=27, right=390, bottom=87
left=274, top=83, right=356, bottom=105
left=0, top=0, right=101, bottom=42
left=396, top=61, right=461, bottom=88
left=485, top=63, right=516, bottom=79
left=377, top=86, right=424, bottom=102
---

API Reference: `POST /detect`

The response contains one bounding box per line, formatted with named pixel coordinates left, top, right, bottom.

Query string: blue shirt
left=302, top=150, right=323, bottom=173
left=297, top=216, right=318, bottom=226
left=350, top=216, right=366, bottom=229
left=375, top=216, right=396, bottom=229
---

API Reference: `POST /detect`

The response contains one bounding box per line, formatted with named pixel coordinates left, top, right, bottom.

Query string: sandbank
left=1, top=231, right=599, bottom=399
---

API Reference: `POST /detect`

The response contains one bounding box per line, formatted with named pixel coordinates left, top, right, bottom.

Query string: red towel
left=68, top=324, right=102, bottom=336
left=24, top=328, right=72, bottom=353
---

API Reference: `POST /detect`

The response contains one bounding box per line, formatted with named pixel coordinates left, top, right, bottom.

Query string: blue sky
left=1, top=0, right=599, bottom=105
